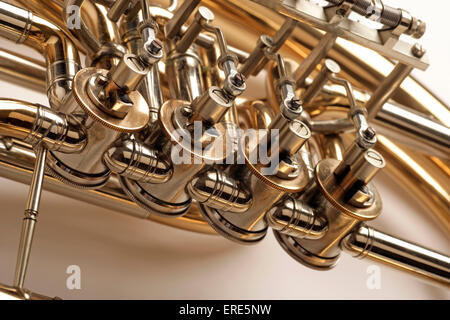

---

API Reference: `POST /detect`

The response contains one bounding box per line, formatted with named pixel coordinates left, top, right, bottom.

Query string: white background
left=0, top=0, right=449, bottom=299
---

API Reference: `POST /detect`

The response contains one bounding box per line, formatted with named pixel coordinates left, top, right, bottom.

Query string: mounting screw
left=288, top=98, right=302, bottom=111
left=147, top=39, right=163, bottom=55
left=363, top=127, right=376, bottom=140
left=411, top=43, right=426, bottom=58
left=231, top=73, right=246, bottom=87
left=95, top=74, right=109, bottom=87
left=181, top=105, right=193, bottom=117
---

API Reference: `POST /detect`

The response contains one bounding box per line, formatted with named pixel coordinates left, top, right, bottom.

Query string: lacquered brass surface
left=315, top=159, right=382, bottom=221
left=73, top=68, right=150, bottom=133
left=0, top=0, right=448, bottom=296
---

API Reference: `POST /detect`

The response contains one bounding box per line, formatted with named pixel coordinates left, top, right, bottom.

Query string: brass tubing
left=165, top=49, right=204, bottom=101
left=320, top=134, right=345, bottom=161
left=10, top=0, right=75, bottom=46
left=64, top=0, right=101, bottom=53
left=0, top=99, right=86, bottom=153
left=342, top=224, right=450, bottom=287
left=0, top=47, right=46, bottom=91
left=207, top=0, right=448, bottom=121
left=107, top=0, right=129, bottom=22
left=14, top=0, right=450, bottom=123
left=373, top=102, right=450, bottom=159
left=0, top=0, right=80, bottom=109
left=375, top=136, right=450, bottom=238
left=0, top=99, right=39, bottom=141
left=312, top=85, right=450, bottom=158
left=65, top=0, right=124, bottom=68
left=12, top=0, right=121, bottom=56
left=0, top=138, right=216, bottom=234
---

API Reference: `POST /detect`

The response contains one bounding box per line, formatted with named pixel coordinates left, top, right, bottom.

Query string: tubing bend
left=267, top=197, right=328, bottom=240
left=342, top=224, right=450, bottom=287
left=65, top=0, right=125, bottom=68
left=63, top=0, right=101, bottom=54
left=187, top=168, right=253, bottom=214
left=0, top=99, right=86, bottom=153
left=0, top=0, right=80, bottom=109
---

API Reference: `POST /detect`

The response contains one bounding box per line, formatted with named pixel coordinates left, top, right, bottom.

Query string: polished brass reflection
left=0, top=0, right=448, bottom=298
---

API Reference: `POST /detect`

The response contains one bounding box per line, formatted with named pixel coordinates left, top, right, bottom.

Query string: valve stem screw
left=148, top=39, right=163, bottom=55
left=363, top=127, right=376, bottom=140
left=288, top=98, right=302, bottom=111
left=231, top=73, right=245, bottom=87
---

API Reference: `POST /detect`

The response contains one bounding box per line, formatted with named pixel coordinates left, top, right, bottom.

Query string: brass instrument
left=0, top=0, right=448, bottom=299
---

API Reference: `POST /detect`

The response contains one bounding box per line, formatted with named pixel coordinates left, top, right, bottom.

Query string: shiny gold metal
left=0, top=0, right=449, bottom=297
left=376, top=136, right=450, bottom=238
left=0, top=138, right=215, bottom=234
left=72, top=68, right=150, bottom=133
left=0, top=47, right=46, bottom=91
left=0, top=1, right=80, bottom=109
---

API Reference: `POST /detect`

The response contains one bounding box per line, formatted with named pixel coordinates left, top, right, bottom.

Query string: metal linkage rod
left=326, top=0, right=425, bottom=38
left=13, top=144, right=47, bottom=289
left=165, top=0, right=201, bottom=39
left=366, top=63, right=414, bottom=120
left=294, top=32, right=338, bottom=88
left=239, top=18, right=297, bottom=77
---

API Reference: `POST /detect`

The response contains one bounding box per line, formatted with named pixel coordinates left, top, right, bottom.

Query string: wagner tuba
left=0, top=0, right=448, bottom=299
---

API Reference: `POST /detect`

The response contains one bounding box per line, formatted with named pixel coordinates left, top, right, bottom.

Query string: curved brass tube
left=0, top=99, right=39, bottom=141
left=0, top=99, right=86, bottom=153
left=210, top=0, right=449, bottom=122
left=375, top=136, right=450, bottom=238
left=0, top=47, right=46, bottom=91
left=63, top=0, right=124, bottom=68
left=12, top=0, right=450, bottom=125
left=10, top=0, right=120, bottom=57
left=9, top=0, right=71, bottom=40
left=63, top=0, right=102, bottom=54
left=0, top=0, right=447, bottom=239
left=0, top=1, right=80, bottom=109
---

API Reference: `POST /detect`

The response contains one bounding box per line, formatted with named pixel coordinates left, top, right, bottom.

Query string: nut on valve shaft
left=105, top=54, right=149, bottom=95
left=190, top=87, right=233, bottom=125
